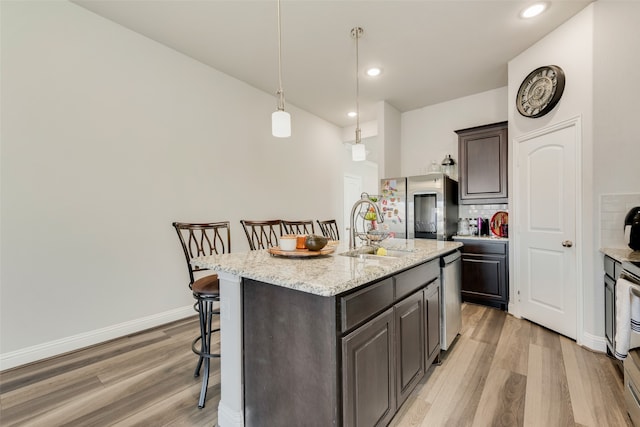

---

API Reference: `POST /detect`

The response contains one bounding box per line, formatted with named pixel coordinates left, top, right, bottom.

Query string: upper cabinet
left=456, top=122, right=508, bottom=204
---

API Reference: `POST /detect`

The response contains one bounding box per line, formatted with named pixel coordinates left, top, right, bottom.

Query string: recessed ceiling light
left=348, top=111, right=357, bottom=118
left=521, top=2, right=548, bottom=19
left=366, top=67, right=382, bottom=77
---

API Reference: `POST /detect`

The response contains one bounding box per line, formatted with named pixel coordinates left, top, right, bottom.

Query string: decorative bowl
left=305, top=235, right=328, bottom=251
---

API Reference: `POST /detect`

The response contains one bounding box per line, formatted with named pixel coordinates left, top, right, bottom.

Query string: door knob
left=562, top=240, right=573, bottom=247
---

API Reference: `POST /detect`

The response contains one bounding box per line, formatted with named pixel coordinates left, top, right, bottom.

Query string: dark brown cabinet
left=424, top=280, right=441, bottom=362
left=394, top=291, right=425, bottom=409
left=605, top=255, right=622, bottom=355
left=242, top=257, right=446, bottom=427
left=457, top=239, right=509, bottom=310
left=343, top=308, right=396, bottom=427
left=456, top=121, right=508, bottom=204
left=343, top=262, right=439, bottom=426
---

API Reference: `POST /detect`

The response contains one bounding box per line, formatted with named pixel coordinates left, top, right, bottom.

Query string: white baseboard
left=581, top=331, right=607, bottom=353
left=0, top=305, right=195, bottom=371
left=217, top=401, right=245, bottom=427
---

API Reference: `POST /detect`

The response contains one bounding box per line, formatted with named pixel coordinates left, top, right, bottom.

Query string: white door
left=344, top=174, right=363, bottom=241
left=515, top=118, right=579, bottom=339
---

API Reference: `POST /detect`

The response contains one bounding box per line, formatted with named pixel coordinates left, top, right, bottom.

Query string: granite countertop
left=192, top=239, right=462, bottom=297
left=452, top=235, right=509, bottom=242
left=601, top=247, right=640, bottom=263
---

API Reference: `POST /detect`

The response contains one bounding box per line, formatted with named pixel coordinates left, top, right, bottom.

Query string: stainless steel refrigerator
left=379, top=177, right=407, bottom=238
left=407, top=173, right=458, bottom=241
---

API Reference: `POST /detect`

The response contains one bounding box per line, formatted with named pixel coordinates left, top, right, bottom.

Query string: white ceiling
left=72, top=0, right=592, bottom=128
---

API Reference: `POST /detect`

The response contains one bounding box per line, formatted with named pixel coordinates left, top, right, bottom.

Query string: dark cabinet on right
left=457, top=239, right=509, bottom=310
left=456, top=121, right=508, bottom=204
left=604, top=255, right=622, bottom=356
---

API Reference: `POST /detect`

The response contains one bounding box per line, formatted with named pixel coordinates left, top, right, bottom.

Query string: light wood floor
left=0, top=304, right=632, bottom=426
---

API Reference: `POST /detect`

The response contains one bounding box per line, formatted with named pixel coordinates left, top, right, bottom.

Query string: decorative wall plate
left=490, top=211, right=509, bottom=237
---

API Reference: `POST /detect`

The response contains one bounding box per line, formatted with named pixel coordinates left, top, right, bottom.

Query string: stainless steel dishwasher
left=440, top=250, right=462, bottom=350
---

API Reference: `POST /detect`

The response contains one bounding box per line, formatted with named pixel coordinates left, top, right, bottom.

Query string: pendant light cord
left=352, top=27, right=363, bottom=144
left=276, top=0, right=285, bottom=111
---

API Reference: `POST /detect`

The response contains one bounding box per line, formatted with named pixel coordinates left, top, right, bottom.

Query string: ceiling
left=72, top=0, right=593, bottom=128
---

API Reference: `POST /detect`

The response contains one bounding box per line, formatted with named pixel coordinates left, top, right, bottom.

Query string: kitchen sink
left=338, top=246, right=414, bottom=259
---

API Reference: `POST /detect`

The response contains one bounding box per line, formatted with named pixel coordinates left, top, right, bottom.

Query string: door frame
left=511, top=116, right=584, bottom=345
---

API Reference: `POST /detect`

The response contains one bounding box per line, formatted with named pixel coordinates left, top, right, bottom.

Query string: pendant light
left=272, top=0, right=291, bottom=138
left=351, top=27, right=365, bottom=161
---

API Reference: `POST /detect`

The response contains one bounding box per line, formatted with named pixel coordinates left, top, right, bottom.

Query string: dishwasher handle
left=441, top=250, right=461, bottom=267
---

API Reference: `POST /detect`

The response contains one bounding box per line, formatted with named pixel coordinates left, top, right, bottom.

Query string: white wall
left=401, top=87, right=508, bottom=177
left=593, top=2, right=640, bottom=215
left=592, top=0, right=640, bottom=335
left=378, top=101, right=402, bottom=179
left=508, top=1, right=640, bottom=348
left=509, top=5, right=595, bottom=344
left=0, top=1, right=347, bottom=368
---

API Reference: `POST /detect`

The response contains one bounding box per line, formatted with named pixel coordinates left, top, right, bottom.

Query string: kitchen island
left=193, top=239, right=462, bottom=427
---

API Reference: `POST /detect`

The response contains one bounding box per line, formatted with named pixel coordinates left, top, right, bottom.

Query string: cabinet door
left=342, top=308, right=396, bottom=427
left=461, top=253, right=508, bottom=308
left=457, top=122, right=508, bottom=204
left=394, top=292, right=425, bottom=408
left=605, top=274, right=616, bottom=353
left=424, top=280, right=441, bottom=363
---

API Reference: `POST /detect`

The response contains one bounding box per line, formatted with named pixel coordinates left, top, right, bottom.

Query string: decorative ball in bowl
left=305, top=235, right=328, bottom=251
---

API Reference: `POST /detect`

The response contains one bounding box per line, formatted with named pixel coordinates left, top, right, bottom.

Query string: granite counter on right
left=453, top=236, right=509, bottom=310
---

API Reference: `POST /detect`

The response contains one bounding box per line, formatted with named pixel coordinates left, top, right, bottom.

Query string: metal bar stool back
left=240, top=219, right=282, bottom=250
left=172, top=221, right=230, bottom=409
left=282, top=220, right=315, bottom=235
left=317, top=219, right=340, bottom=241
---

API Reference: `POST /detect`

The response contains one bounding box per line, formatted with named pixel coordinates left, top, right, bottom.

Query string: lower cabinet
left=243, top=257, right=448, bottom=427
left=604, top=255, right=622, bottom=355
left=457, top=239, right=508, bottom=310
left=424, top=280, right=441, bottom=362
left=342, top=308, right=396, bottom=427
left=395, top=291, right=425, bottom=408
left=342, top=277, right=441, bottom=427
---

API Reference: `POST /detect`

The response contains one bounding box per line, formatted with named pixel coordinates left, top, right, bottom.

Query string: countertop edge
left=601, top=247, right=640, bottom=263
left=193, top=240, right=462, bottom=297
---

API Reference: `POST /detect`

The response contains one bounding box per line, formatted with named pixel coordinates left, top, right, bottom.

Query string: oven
left=623, top=260, right=640, bottom=426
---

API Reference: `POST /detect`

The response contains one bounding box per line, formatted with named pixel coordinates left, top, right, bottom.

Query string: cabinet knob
left=562, top=240, right=573, bottom=248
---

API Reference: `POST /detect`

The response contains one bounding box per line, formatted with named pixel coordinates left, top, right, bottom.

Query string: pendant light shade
left=351, top=27, right=364, bottom=161
left=272, top=0, right=291, bottom=138
left=272, top=109, right=291, bottom=138
left=352, top=140, right=366, bottom=161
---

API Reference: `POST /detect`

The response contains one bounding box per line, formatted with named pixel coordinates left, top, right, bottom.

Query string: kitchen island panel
left=243, top=278, right=339, bottom=427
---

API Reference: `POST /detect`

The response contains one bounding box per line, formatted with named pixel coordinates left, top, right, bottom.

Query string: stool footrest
left=191, top=334, right=221, bottom=359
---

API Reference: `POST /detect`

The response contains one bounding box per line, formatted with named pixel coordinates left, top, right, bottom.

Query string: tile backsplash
left=459, top=204, right=508, bottom=220
left=601, top=193, right=640, bottom=249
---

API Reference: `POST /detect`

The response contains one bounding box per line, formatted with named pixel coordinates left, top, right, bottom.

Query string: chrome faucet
left=349, top=193, right=384, bottom=250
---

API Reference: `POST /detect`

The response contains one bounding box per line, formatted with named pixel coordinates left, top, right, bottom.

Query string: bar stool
left=282, top=220, right=315, bottom=235
left=240, top=219, right=282, bottom=250
left=317, top=219, right=340, bottom=241
left=172, top=221, right=230, bottom=409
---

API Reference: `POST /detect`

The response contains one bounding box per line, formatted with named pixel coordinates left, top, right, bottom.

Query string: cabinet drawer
left=605, top=255, right=623, bottom=280
left=458, top=240, right=507, bottom=255
left=605, top=255, right=616, bottom=278
left=395, top=260, right=439, bottom=300
left=615, top=261, right=623, bottom=280
left=341, top=278, right=394, bottom=332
